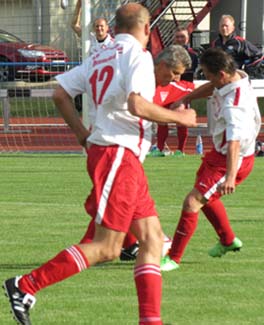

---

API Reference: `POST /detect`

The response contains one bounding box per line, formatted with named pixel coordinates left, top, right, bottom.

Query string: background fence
left=0, top=0, right=127, bottom=153
left=0, top=0, right=263, bottom=153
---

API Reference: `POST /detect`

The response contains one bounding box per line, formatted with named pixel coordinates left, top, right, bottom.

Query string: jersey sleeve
left=55, top=60, right=90, bottom=98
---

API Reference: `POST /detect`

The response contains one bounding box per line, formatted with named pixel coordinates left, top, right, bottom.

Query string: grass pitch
left=0, top=154, right=263, bottom=325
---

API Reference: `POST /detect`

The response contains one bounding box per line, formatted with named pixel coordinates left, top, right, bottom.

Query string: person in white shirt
left=161, top=48, right=261, bottom=272
left=71, top=1, right=115, bottom=111
left=3, top=4, right=196, bottom=325
left=71, top=0, right=114, bottom=57
left=89, top=18, right=115, bottom=55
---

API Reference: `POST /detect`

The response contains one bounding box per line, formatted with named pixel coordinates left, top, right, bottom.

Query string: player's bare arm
left=217, top=140, right=240, bottom=195
left=53, top=86, right=90, bottom=147
left=128, top=92, right=197, bottom=127
left=71, top=0, right=82, bottom=37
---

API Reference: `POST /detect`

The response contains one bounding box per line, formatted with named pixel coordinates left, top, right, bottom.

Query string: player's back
left=88, top=33, right=155, bottom=162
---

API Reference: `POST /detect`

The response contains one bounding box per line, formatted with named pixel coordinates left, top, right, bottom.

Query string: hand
left=170, top=98, right=190, bottom=110
left=77, top=130, right=91, bottom=147
left=217, top=179, right=235, bottom=195
left=173, top=103, right=186, bottom=112
left=175, top=108, right=197, bottom=127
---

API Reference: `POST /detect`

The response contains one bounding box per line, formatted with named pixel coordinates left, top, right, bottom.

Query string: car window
left=0, top=32, right=23, bottom=43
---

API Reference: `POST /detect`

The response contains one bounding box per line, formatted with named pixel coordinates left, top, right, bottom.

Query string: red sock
left=79, top=219, right=95, bottom=243
left=202, top=200, right=235, bottom=245
left=177, top=126, right=188, bottom=152
left=157, top=124, right=168, bottom=151
left=169, top=211, right=198, bottom=264
left=19, top=245, right=89, bottom=295
left=134, top=264, right=162, bottom=325
left=123, top=232, right=137, bottom=249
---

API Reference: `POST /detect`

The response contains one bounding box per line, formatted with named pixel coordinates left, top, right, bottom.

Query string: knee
left=183, top=194, right=194, bottom=210
left=139, top=228, right=164, bottom=253
left=182, top=190, right=203, bottom=212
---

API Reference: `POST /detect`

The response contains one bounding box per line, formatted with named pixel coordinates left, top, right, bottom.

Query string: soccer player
left=148, top=30, right=198, bottom=157
left=151, top=72, right=195, bottom=157
left=161, top=48, right=261, bottom=271
left=79, top=45, right=195, bottom=260
left=3, top=3, right=196, bottom=324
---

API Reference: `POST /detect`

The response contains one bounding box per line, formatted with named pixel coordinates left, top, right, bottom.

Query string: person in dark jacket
left=212, top=14, right=263, bottom=69
left=173, top=26, right=198, bottom=78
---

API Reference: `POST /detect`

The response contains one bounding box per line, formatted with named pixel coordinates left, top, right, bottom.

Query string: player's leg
left=80, top=217, right=139, bottom=260
left=176, top=126, right=188, bottom=153
left=204, top=155, right=254, bottom=257
left=161, top=153, right=214, bottom=271
left=204, top=200, right=242, bottom=257
left=79, top=218, right=95, bottom=243
left=202, top=199, right=235, bottom=245
left=130, top=216, right=163, bottom=325
left=157, top=124, right=168, bottom=151
left=120, top=231, right=139, bottom=261
left=161, top=188, right=204, bottom=271
left=3, top=225, right=125, bottom=325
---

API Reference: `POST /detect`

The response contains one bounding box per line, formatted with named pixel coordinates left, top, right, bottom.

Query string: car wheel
left=0, top=56, right=15, bottom=82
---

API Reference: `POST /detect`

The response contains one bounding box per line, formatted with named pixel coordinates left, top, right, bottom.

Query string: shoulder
left=172, top=80, right=195, bottom=90
left=187, top=47, right=198, bottom=56
left=234, top=35, right=245, bottom=42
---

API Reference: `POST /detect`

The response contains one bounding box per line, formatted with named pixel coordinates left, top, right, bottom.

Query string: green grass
left=0, top=154, right=263, bottom=324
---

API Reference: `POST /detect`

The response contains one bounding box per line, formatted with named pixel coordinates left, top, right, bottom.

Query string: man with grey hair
left=154, top=44, right=192, bottom=86
left=148, top=45, right=196, bottom=157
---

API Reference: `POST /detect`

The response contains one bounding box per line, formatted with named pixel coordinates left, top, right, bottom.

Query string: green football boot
left=160, top=255, right=180, bottom=272
left=208, top=237, right=243, bottom=258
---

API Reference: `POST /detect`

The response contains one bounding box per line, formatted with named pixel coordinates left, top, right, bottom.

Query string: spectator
left=212, top=14, right=263, bottom=69
left=160, top=48, right=261, bottom=272
left=89, top=17, right=115, bottom=55
left=173, top=26, right=198, bottom=80
left=3, top=4, right=196, bottom=324
left=71, top=0, right=114, bottom=57
left=71, top=1, right=114, bottom=112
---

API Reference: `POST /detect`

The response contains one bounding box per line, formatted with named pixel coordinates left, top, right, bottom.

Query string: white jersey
left=89, top=33, right=115, bottom=56
left=56, top=33, right=155, bottom=162
left=209, top=70, right=261, bottom=157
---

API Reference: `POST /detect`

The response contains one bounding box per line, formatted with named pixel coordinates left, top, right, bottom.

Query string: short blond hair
left=219, top=14, right=235, bottom=26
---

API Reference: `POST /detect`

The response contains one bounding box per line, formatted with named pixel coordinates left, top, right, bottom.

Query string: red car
left=0, top=29, right=69, bottom=82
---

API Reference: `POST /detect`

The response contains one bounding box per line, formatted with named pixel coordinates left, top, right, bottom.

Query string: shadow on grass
left=0, top=263, right=41, bottom=270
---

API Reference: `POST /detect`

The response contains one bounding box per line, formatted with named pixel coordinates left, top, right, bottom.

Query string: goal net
left=0, top=0, right=128, bottom=153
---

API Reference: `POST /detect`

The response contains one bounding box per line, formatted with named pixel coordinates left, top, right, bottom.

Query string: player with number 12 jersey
left=56, top=33, right=155, bottom=162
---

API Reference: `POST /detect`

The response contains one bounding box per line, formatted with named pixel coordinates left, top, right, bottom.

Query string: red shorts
left=84, top=145, right=157, bottom=232
left=195, top=149, right=254, bottom=201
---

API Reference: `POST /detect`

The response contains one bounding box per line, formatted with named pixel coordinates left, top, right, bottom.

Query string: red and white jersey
left=56, top=34, right=155, bottom=162
left=89, top=33, right=115, bottom=56
left=154, top=80, right=195, bottom=106
left=209, top=71, right=261, bottom=157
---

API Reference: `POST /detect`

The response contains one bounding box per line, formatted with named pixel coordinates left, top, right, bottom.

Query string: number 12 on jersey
left=89, top=65, right=114, bottom=107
